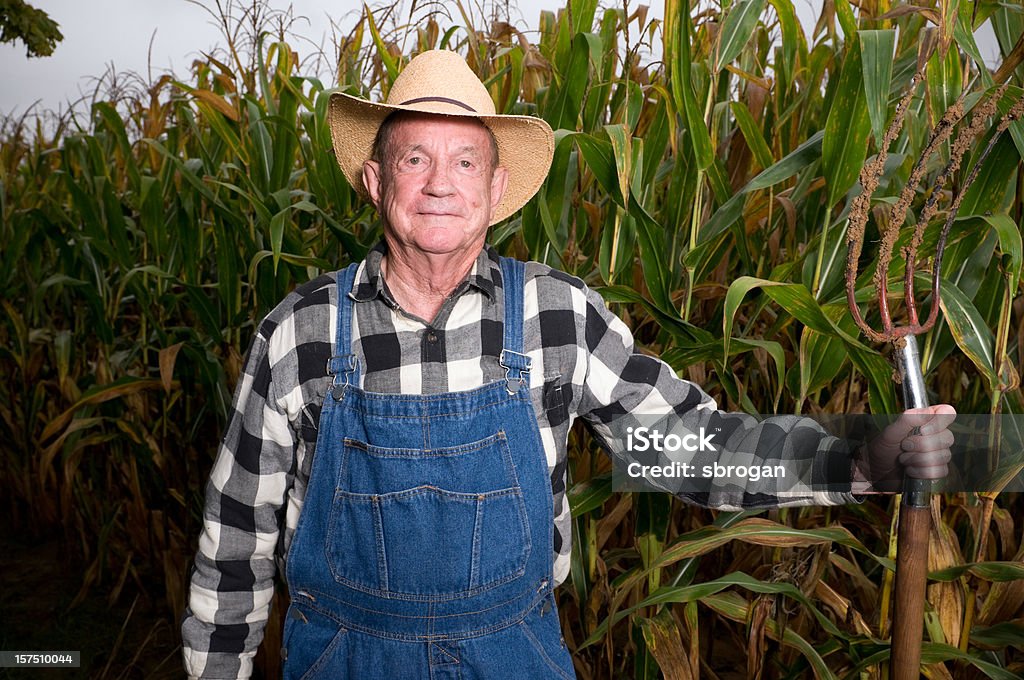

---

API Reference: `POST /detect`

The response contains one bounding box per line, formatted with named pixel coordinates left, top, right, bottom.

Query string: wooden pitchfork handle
left=891, top=335, right=932, bottom=680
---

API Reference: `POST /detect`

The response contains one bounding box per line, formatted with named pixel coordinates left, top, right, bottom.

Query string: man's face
left=362, top=113, right=508, bottom=259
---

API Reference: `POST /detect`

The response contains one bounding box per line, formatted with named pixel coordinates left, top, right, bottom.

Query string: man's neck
left=379, top=243, right=483, bottom=322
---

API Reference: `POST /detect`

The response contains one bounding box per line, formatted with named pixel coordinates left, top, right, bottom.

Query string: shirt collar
left=348, top=242, right=499, bottom=304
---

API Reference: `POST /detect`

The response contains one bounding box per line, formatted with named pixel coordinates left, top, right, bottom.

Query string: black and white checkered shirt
left=181, top=243, right=857, bottom=678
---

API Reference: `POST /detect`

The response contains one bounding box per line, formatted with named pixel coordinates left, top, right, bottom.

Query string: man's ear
left=489, top=165, right=509, bottom=214
left=363, top=160, right=383, bottom=208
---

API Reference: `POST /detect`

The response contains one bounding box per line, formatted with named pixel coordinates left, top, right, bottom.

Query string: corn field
left=2, top=0, right=1024, bottom=677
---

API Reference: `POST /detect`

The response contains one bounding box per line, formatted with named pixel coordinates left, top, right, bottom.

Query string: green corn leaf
left=640, top=98, right=670, bottom=188
left=822, top=39, right=871, bottom=206
left=582, top=9, right=618, bottom=131
left=201, top=102, right=248, bottom=164
left=767, top=0, right=800, bottom=88
left=569, top=0, right=599, bottom=34
left=585, top=567, right=859, bottom=650
left=537, top=133, right=576, bottom=258
left=599, top=207, right=635, bottom=283
left=968, top=621, right=1024, bottom=649
left=143, top=141, right=227, bottom=210
left=930, top=560, right=1024, bottom=582
left=269, top=207, right=289, bottom=273
left=859, top=30, right=896, bottom=144
left=246, top=99, right=273, bottom=191
left=734, top=337, right=786, bottom=413
left=938, top=0, right=959, bottom=57
left=186, top=283, right=225, bottom=343
left=632, top=627, right=659, bottom=680
left=568, top=474, right=612, bottom=516
left=995, top=85, right=1024, bottom=171
left=802, top=203, right=850, bottom=301
left=672, top=0, right=714, bottom=172
left=604, top=124, right=632, bottom=205
left=364, top=5, right=398, bottom=84
left=628, top=194, right=674, bottom=313
left=723, top=276, right=867, bottom=359
left=689, top=131, right=823, bottom=262
left=959, top=132, right=1018, bottom=217
left=927, top=42, right=962, bottom=132
left=953, top=2, right=994, bottom=88
left=724, top=276, right=898, bottom=412
left=269, top=100, right=301, bottom=191
left=730, top=101, right=774, bottom=171
left=851, top=642, right=1024, bottom=680
left=438, top=26, right=460, bottom=50
left=636, top=493, right=671, bottom=592
left=92, top=101, right=140, bottom=190
left=834, top=0, right=857, bottom=41
left=938, top=276, right=997, bottom=387
left=249, top=250, right=332, bottom=272
left=715, top=0, right=768, bottom=72
left=654, top=520, right=874, bottom=572
left=797, top=305, right=855, bottom=403
left=545, top=32, right=599, bottom=131
left=982, top=213, right=1022, bottom=292
left=572, top=130, right=622, bottom=205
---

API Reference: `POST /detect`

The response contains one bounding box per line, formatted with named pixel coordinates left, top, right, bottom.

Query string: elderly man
left=182, top=50, right=954, bottom=679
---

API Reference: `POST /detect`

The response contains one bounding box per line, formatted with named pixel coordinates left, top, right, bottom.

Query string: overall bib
left=282, top=258, right=576, bottom=679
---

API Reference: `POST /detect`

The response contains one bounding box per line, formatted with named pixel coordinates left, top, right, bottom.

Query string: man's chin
left=401, top=228, right=486, bottom=256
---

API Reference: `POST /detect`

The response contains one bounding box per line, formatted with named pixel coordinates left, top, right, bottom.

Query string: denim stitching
left=296, top=625, right=348, bottom=680
left=470, top=496, right=483, bottom=591
left=324, top=564, right=529, bottom=603
left=343, top=431, right=508, bottom=458
left=305, top=580, right=547, bottom=622
left=429, top=641, right=460, bottom=665
left=371, top=495, right=388, bottom=593
left=519, top=614, right=574, bottom=680
left=299, top=586, right=549, bottom=641
left=337, top=487, right=521, bottom=502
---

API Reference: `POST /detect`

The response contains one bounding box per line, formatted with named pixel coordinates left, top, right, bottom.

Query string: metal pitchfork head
left=843, top=76, right=1024, bottom=680
left=846, top=78, right=1023, bottom=345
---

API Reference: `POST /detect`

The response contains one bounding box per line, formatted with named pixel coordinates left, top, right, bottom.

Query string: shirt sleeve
left=181, top=328, right=295, bottom=679
left=574, top=285, right=858, bottom=509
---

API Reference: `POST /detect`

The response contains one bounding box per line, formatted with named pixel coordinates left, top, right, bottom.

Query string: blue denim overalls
left=281, top=258, right=576, bottom=679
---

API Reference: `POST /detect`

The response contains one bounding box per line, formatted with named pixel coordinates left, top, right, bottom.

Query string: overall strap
left=498, top=256, right=531, bottom=394
left=327, top=263, right=361, bottom=400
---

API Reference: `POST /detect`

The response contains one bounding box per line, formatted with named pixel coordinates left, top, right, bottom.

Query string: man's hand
left=854, top=405, right=956, bottom=493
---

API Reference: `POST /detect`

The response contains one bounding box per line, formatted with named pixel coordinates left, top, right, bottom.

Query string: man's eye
left=459, top=160, right=473, bottom=168
left=407, top=157, right=422, bottom=165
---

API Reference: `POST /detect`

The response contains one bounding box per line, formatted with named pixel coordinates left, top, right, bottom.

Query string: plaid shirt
left=182, top=243, right=857, bottom=678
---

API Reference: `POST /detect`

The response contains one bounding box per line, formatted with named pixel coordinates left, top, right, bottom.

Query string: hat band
left=399, top=96, right=476, bottom=112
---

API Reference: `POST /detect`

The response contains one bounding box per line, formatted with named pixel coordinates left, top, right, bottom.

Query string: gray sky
left=0, top=1, right=1000, bottom=120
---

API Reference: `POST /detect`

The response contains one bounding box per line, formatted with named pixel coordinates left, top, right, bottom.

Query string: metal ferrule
left=895, top=335, right=931, bottom=508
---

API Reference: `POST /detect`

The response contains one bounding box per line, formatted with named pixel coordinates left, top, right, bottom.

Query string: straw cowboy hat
left=328, top=49, right=555, bottom=225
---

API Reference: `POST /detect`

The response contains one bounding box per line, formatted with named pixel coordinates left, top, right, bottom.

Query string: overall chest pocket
left=326, top=431, right=532, bottom=600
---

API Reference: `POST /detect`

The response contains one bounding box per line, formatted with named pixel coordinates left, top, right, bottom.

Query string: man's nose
left=422, top=162, right=455, bottom=195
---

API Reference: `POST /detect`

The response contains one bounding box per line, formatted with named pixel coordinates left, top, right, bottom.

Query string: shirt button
left=426, top=331, right=438, bottom=343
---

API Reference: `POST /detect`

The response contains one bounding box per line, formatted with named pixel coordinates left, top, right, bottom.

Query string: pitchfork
left=844, top=78, right=1023, bottom=679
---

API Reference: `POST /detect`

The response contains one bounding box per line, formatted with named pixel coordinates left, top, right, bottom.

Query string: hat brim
left=328, top=92, right=554, bottom=226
